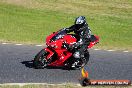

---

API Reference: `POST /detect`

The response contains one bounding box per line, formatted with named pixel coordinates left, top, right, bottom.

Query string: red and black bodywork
left=33, top=30, right=99, bottom=69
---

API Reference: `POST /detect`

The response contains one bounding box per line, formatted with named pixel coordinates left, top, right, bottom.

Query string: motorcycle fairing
left=88, top=35, right=99, bottom=48
left=43, top=31, right=99, bottom=67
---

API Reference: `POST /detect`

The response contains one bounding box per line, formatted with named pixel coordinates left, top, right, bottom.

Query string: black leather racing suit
left=62, top=23, right=92, bottom=59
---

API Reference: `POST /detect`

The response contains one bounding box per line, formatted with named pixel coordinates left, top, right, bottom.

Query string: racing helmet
left=74, top=16, right=87, bottom=32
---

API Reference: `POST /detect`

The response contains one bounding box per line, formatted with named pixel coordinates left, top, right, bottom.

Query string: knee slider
left=73, top=52, right=80, bottom=58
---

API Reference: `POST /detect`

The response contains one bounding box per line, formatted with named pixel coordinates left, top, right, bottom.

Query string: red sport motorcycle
left=33, top=29, right=99, bottom=69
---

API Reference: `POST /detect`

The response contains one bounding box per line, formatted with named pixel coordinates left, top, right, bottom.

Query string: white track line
left=35, top=45, right=42, bottom=46
left=0, top=83, right=81, bottom=87
left=0, top=83, right=131, bottom=86
left=2, top=43, right=8, bottom=44
left=1, top=43, right=131, bottom=53
left=94, top=49, right=100, bottom=50
left=123, top=51, right=129, bottom=53
left=15, top=44, right=22, bottom=46
left=107, top=50, right=115, bottom=52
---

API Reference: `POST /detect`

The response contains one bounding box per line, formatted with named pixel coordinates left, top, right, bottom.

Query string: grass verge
left=0, top=0, right=132, bottom=50
left=0, top=84, right=131, bottom=88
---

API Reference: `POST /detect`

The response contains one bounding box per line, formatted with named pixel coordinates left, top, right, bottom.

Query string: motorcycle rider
left=62, top=16, right=92, bottom=67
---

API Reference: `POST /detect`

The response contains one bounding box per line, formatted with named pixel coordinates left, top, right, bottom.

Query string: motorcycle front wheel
left=33, top=49, right=48, bottom=69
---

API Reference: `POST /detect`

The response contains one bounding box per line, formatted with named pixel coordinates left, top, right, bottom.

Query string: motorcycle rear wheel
left=33, top=49, right=48, bottom=69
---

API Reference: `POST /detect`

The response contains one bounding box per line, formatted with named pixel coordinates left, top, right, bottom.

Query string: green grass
left=0, top=3, right=73, bottom=44
left=0, top=0, right=132, bottom=50
left=0, top=84, right=131, bottom=88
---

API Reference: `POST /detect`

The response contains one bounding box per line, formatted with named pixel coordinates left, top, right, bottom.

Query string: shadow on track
left=21, top=60, right=34, bottom=68
left=21, top=60, right=72, bottom=70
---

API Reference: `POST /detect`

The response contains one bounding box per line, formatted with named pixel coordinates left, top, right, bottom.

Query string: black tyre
left=82, top=51, right=90, bottom=66
left=33, top=49, right=48, bottom=69
left=79, top=78, right=91, bottom=86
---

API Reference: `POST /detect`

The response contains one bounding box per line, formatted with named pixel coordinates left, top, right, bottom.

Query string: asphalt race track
left=0, top=44, right=132, bottom=83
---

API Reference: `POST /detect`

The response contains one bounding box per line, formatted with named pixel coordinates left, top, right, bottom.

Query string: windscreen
left=51, top=30, right=66, bottom=41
